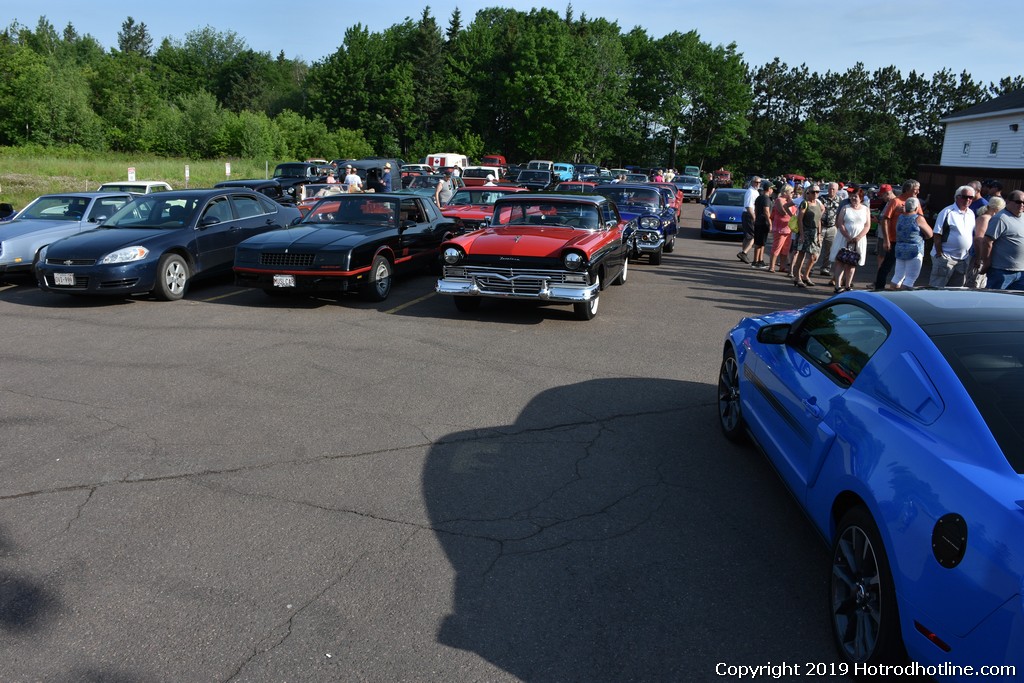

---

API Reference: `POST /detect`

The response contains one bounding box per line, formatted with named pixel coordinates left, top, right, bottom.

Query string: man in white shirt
left=929, top=185, right=977, bottom=287
left=737, top=176, right=761, bottom=263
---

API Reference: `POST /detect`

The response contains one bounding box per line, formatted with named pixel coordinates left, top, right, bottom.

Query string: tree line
left=2, top=8, right=1021, bottom=182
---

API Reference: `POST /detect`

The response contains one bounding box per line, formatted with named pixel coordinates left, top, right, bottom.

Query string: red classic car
left=440, top=186, right=529, bottom=233
left=436, top=194, right=632, bottom=320
left=647, top=182, right=683, bottom=219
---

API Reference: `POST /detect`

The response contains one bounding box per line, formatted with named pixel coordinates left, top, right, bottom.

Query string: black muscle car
left=233, top=193, right=456, bottom=301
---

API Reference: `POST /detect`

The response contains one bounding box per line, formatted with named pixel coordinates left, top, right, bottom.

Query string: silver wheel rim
left=832, top=525, right=882, bottom=661
left=718, top=355, right=740, bottom=431
left=165, top=260, right=187, bottom=295
left=373, top=260, right=391, bottom=297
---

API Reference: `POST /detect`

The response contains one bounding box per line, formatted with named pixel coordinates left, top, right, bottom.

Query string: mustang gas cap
left=932, top=513, right=967, bottom=569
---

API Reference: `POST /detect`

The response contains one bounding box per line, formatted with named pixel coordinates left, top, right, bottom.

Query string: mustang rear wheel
left=718, top=346, right=745, bottom=442
left=831, top=507, right=905, bottom=666
left=363, top=255, right=393, bottom=301
left=154, top=253, right=189, bottom=301
left=573, top=275, right=600, bottom=320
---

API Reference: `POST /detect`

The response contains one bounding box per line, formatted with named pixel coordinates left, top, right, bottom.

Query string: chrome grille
left=260, top=252, right=315, bottom=267
left=459, top=266, right=586, bottom=295
left=46, top=258, right=95, bottom=266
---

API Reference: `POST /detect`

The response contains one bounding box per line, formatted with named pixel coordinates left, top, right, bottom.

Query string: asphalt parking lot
left=1, top=203, right=861, bottom=681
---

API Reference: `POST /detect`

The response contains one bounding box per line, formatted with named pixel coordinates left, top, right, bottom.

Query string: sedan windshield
left=304, top=197, right=399, bottom=226
left=709, top=191, right=746, bottom=207
left=105, top=196, right=197, bottom=228
left=19, top=196, right=91, bottom=221
left=492, top=201, right=599, bottom=229
left=407, top=176, right=442, bottom=189
left=596, top=188, right=660, bottom=208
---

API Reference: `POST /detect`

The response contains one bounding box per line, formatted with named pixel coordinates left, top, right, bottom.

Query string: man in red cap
left=874, top=180, right=921, bottom=290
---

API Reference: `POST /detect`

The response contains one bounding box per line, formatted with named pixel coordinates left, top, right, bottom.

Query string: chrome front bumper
left=436, top=266, right=599, bottom=303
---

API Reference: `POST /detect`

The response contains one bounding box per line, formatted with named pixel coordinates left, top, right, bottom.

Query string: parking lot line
left=384, top=291, right=435, bottom=314
left=201, top=289, right=248, bottom=302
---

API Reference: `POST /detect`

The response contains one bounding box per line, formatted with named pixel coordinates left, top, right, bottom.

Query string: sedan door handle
left=802, top=398, right=823, bottom=420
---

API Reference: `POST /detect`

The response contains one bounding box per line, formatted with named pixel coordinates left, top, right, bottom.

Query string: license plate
left=54, top=273, right=75, bottom=286
left=725, top=224, right=738, bottom=231
left=273, top=274, right=295, bottom=288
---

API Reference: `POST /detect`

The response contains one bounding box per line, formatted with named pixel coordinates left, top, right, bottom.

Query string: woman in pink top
left=768, top=184, right=796, bottom=273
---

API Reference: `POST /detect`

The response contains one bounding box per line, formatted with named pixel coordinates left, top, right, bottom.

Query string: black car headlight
left=443, top=247, right=464, bottom=265
left=639, top=216, right=659, bottom=229
left=563, top=251, right=584, bottom=270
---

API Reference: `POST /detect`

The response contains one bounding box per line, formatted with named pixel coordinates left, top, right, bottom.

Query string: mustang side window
left=793, top=303, right=889, bottom=386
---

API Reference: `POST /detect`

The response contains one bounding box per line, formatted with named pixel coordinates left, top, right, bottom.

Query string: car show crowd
left=725, top=174, right=1021, bottom=294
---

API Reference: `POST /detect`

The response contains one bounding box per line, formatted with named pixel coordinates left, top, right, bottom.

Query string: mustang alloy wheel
left=573, top=275, right=600, bottom=320
left=830, top=508, right=904, bottom=666
left=363, top=255, right=393, bottom=301
left=718, top=346, right=745, bottom=442
left=154, top=253, right=189, bottom=301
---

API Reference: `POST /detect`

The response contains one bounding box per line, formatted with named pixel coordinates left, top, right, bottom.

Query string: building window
left=962, top=142, right=971, bottom=155
left=990, top=141, right=999, bottom=155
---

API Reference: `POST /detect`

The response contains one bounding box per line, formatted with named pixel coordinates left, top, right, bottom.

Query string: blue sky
left=10, top=0, right=1021, bottom=86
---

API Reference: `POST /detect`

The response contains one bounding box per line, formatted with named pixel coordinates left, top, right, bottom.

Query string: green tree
left=117, top=16, right=152, bottom=57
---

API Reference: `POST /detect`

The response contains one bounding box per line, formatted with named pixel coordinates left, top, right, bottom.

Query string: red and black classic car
left=440, top=186, right=529, bottom=233
left=435, top=194, right=632, bottom=320
left=233, top=193, right=456, bottom=302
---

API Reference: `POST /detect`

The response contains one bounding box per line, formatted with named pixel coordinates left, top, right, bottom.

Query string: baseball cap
left=878, top=183, right=893, bottom=194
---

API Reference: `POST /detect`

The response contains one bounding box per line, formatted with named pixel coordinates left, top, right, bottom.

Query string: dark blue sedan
left=701, top=188, right=746, bottom=239
left=719, top=289, right=1024, bottom=678
left=36, top=189, right=300, bottom=300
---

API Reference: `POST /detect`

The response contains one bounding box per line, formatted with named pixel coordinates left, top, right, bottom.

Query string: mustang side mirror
left=756, top=323, right=791, bottom=345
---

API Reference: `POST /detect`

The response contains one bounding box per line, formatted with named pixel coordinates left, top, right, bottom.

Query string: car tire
left=649, top=249, right=663, bottom=266
left=573, top=275, right=600, bottom=320
left=830, top=507, right=905, bottom=666
left=453, top=296, right=480, bottom=313
left=717, top=346, right=746, bottom=442
left=363, top=255, right=393, bottom=301
left=153, top=253, right=189, bottom=301
left=612, top=257, right=628, bottom=286
left=664, top=235, right=676, bottom=253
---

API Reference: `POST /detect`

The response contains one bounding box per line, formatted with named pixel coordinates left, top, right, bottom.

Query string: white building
left=939, top=88, right=1024, bottom=169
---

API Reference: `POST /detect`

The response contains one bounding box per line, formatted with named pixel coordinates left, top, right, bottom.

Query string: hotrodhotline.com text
left=715, top=661, right=1016, bottom=678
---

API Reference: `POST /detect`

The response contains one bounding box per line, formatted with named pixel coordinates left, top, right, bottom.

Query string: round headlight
left=639, top=216, right=660, bottom=229
left=443, top=247, right=463, bottom=265
left=563, top=252, right=583, bottom=270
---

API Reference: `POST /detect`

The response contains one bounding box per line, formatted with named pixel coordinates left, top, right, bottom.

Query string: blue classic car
left=593, top=184, right=677, bottom=265
left=36, top=189, right=300, bottom=300
left=234, top=193, right=455, bottom=301
left=0, top=193, right=134, bottom=277
left=701, top=188, right=746, bottom=239
left=718, top=289, right=1024, bottom=679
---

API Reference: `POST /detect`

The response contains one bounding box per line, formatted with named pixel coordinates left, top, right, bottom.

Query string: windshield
left=709, top=190, right=745, bottom=207
left=105, top=196, right=197, bottom=228
left=448, top=190, right=514, bottom=206
left=492, top=201, right=600, bottom=229
left=678, top=176, right=700, bottom=184
left=303, top=196, right=399, bottom=226
left=596, top=188, right=660, bottom=208
left=517, top=170, right=550, bottom=182
left=19, top=196, right=92, bottom=221
left=408, top=176, right=442, bottom=189
left=273, top=164, right=309, bottom=178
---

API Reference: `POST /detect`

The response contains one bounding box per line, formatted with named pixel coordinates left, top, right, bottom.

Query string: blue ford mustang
left=719, top=289, right=1024, bottom=679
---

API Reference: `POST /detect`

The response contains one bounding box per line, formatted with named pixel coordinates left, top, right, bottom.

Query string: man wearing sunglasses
left=928, top=185, right=977, bottom=287
left=981, top=190, right=1024, bottom=290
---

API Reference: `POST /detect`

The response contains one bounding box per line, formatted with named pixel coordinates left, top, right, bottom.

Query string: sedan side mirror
left=199, top=216, right=221, bottom=228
